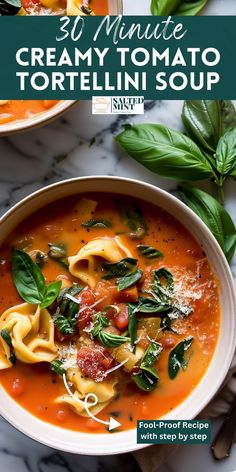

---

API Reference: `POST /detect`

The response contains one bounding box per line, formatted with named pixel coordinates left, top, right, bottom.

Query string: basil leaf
left=12, top=249, right=46, bottom=304
left=91, top=310, right=110, bottom=337
left=151, top=0, right=207, bottom=16
left=97, top=331, right=130, bottom=348
left=115, top=124, right=215, bottom=181
left=137, top=297, right=170, bottom=314
left=50, top=359, right=66, bottom=376
left=128, top=304, right=138, bottom=349
left=117, top=269, right=143, bottom=291
left=125, top=206, right=147, bottom=239
left=137, top=244, right=163, bottom=259
left=175, top=0, right=208, bottom=15
left=153, top=268, right=174, bottom=303
left=179, top=184, right=236, bottom=262
left=220, top=100, right=236, bottom=131
left=56, top=315, right=76, bottom=335
left=56, top=285, right=82, bottom=316
left=168, top=336, right=194, bottom=379
left=1, top=328, right=12, bottom=347
left=81, top=219, right=112, bottom=228
left=215, top=128, right=236, bottom=178
left=1, top=328, right=16, bottom=365
left=55, top=285, right=82, bottom=335
left=41, top=281, right=62, bottom=309
left=151, top=0, right=181, bottom=15
left=182, top=100, right=223, bottom=154
left=48, top=243, right=68, bottom=269
left=133, top=341, right=163, bottom=391
left=0, top=0, right=21, bottom=14
left=102, top=257, right=137, bottom=280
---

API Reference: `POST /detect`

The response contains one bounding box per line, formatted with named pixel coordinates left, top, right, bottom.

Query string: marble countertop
left=0, top=1, right=236, bottom=472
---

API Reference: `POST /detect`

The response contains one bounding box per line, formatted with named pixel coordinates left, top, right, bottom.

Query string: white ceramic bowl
left=0, top=0, right=123, bottom=136
left=0, top=176, right=235, bottom=455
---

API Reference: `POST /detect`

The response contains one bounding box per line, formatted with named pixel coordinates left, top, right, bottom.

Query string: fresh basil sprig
left=115, top=100, right=236, bottom=262
left=50, top=359, right=66, bottom=376
left=215, top=128, right=236, bottom=180
left=91, top=308, right=129, bottom=348
left=97, top=331, right=130, bottom=348
left=0, top=0, right=21, bottom=15
left=179, top=185, right=236, bottom=262
left=133, top=341, right=163, bottom=391
left=168, top=336, right=194, bottom=379
left=137, top=244, right=163, bottom=259
left=182, top=100, right=223, bottom=155
left=55, top=285, right=83, bottom=335
left=12, top=249, right=62, bottom=309
left=117, top=268, right=143, bottom=291
left=151, top=0, right=208, bottom=16
left=102, top=257, right=137, bottom=280
left=115, top=124, right=215, bottom=181
left=0, top=328, right=16, bottom=365
left=81, top=219, right=112, bottom=228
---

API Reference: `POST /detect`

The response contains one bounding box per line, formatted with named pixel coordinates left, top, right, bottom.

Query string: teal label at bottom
left=137, top=420, right=211, bottom=444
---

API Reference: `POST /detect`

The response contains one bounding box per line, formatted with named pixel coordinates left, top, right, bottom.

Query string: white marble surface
left=0, top=1, right=236, bottom=472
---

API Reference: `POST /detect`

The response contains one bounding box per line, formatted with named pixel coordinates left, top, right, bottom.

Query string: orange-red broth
left=0, top=193, right=220, bottom=433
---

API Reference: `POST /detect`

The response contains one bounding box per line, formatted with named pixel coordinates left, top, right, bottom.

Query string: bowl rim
left=0, top=175, right=235, bottom=455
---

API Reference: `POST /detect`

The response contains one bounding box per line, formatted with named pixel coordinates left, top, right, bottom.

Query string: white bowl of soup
left=0, top=176, right=235, bottom=455
left=0, top=0, right=123, bottom=136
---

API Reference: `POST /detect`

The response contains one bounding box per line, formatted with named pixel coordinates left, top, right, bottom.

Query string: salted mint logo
left=92, top=97, right=144, bottom=114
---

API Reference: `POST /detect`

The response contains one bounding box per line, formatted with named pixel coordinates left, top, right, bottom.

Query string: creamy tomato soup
left=0, top=100, right=60, bottom=125
left=0, top=193, right=220, bottom=433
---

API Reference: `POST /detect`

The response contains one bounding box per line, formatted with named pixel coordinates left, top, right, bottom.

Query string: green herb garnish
left=1, top=328, right=16, bottom=365
left=102, top=257, right=137, bottom=280
left=168, top=336, right=194, bottom=379
left=133, top=341, right=163, bottom=391
left=55, top=285, right=83, bottom=335
left=117, top=269, right=143, bottom=291
left=137, top=244, right=163, bottom=259
left=12, top=249, right=62, bottom=309
left=81, top=219, right=112, bottom=229
left=48, top=243, right=68, bottom=269
left=50, top=359, right=66, bottom=376
left=91, top=308, right=129, bottom=348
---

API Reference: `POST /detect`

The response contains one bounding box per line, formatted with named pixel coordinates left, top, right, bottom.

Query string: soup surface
left=0, top=193, right=220, bottom=433
left=0, top=100, right=60, bottom=125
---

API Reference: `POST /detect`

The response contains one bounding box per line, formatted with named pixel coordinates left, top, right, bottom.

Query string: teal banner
left=137, top=420, right=212, bottom=444
left=0, top=16, right=235, bottom=99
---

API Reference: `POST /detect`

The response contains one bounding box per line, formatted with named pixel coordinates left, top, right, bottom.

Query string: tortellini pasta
left=55, top=367, right=117, bottom=417
left=0, top=303, right=57, bottom=369
left=68, top=236, right=133, bottom=288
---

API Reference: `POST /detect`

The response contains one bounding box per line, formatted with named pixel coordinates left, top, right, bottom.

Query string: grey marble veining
left=0, top=1, right=236, bottom=471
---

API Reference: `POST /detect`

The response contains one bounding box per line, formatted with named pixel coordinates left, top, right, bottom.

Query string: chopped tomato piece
left=77, top=287, right=96, bottom=330
left=114, top=286, right=139, bottom=303
left=114, top=304, right=129, bottom=330
left=77, top=345, right=115, bottom=381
